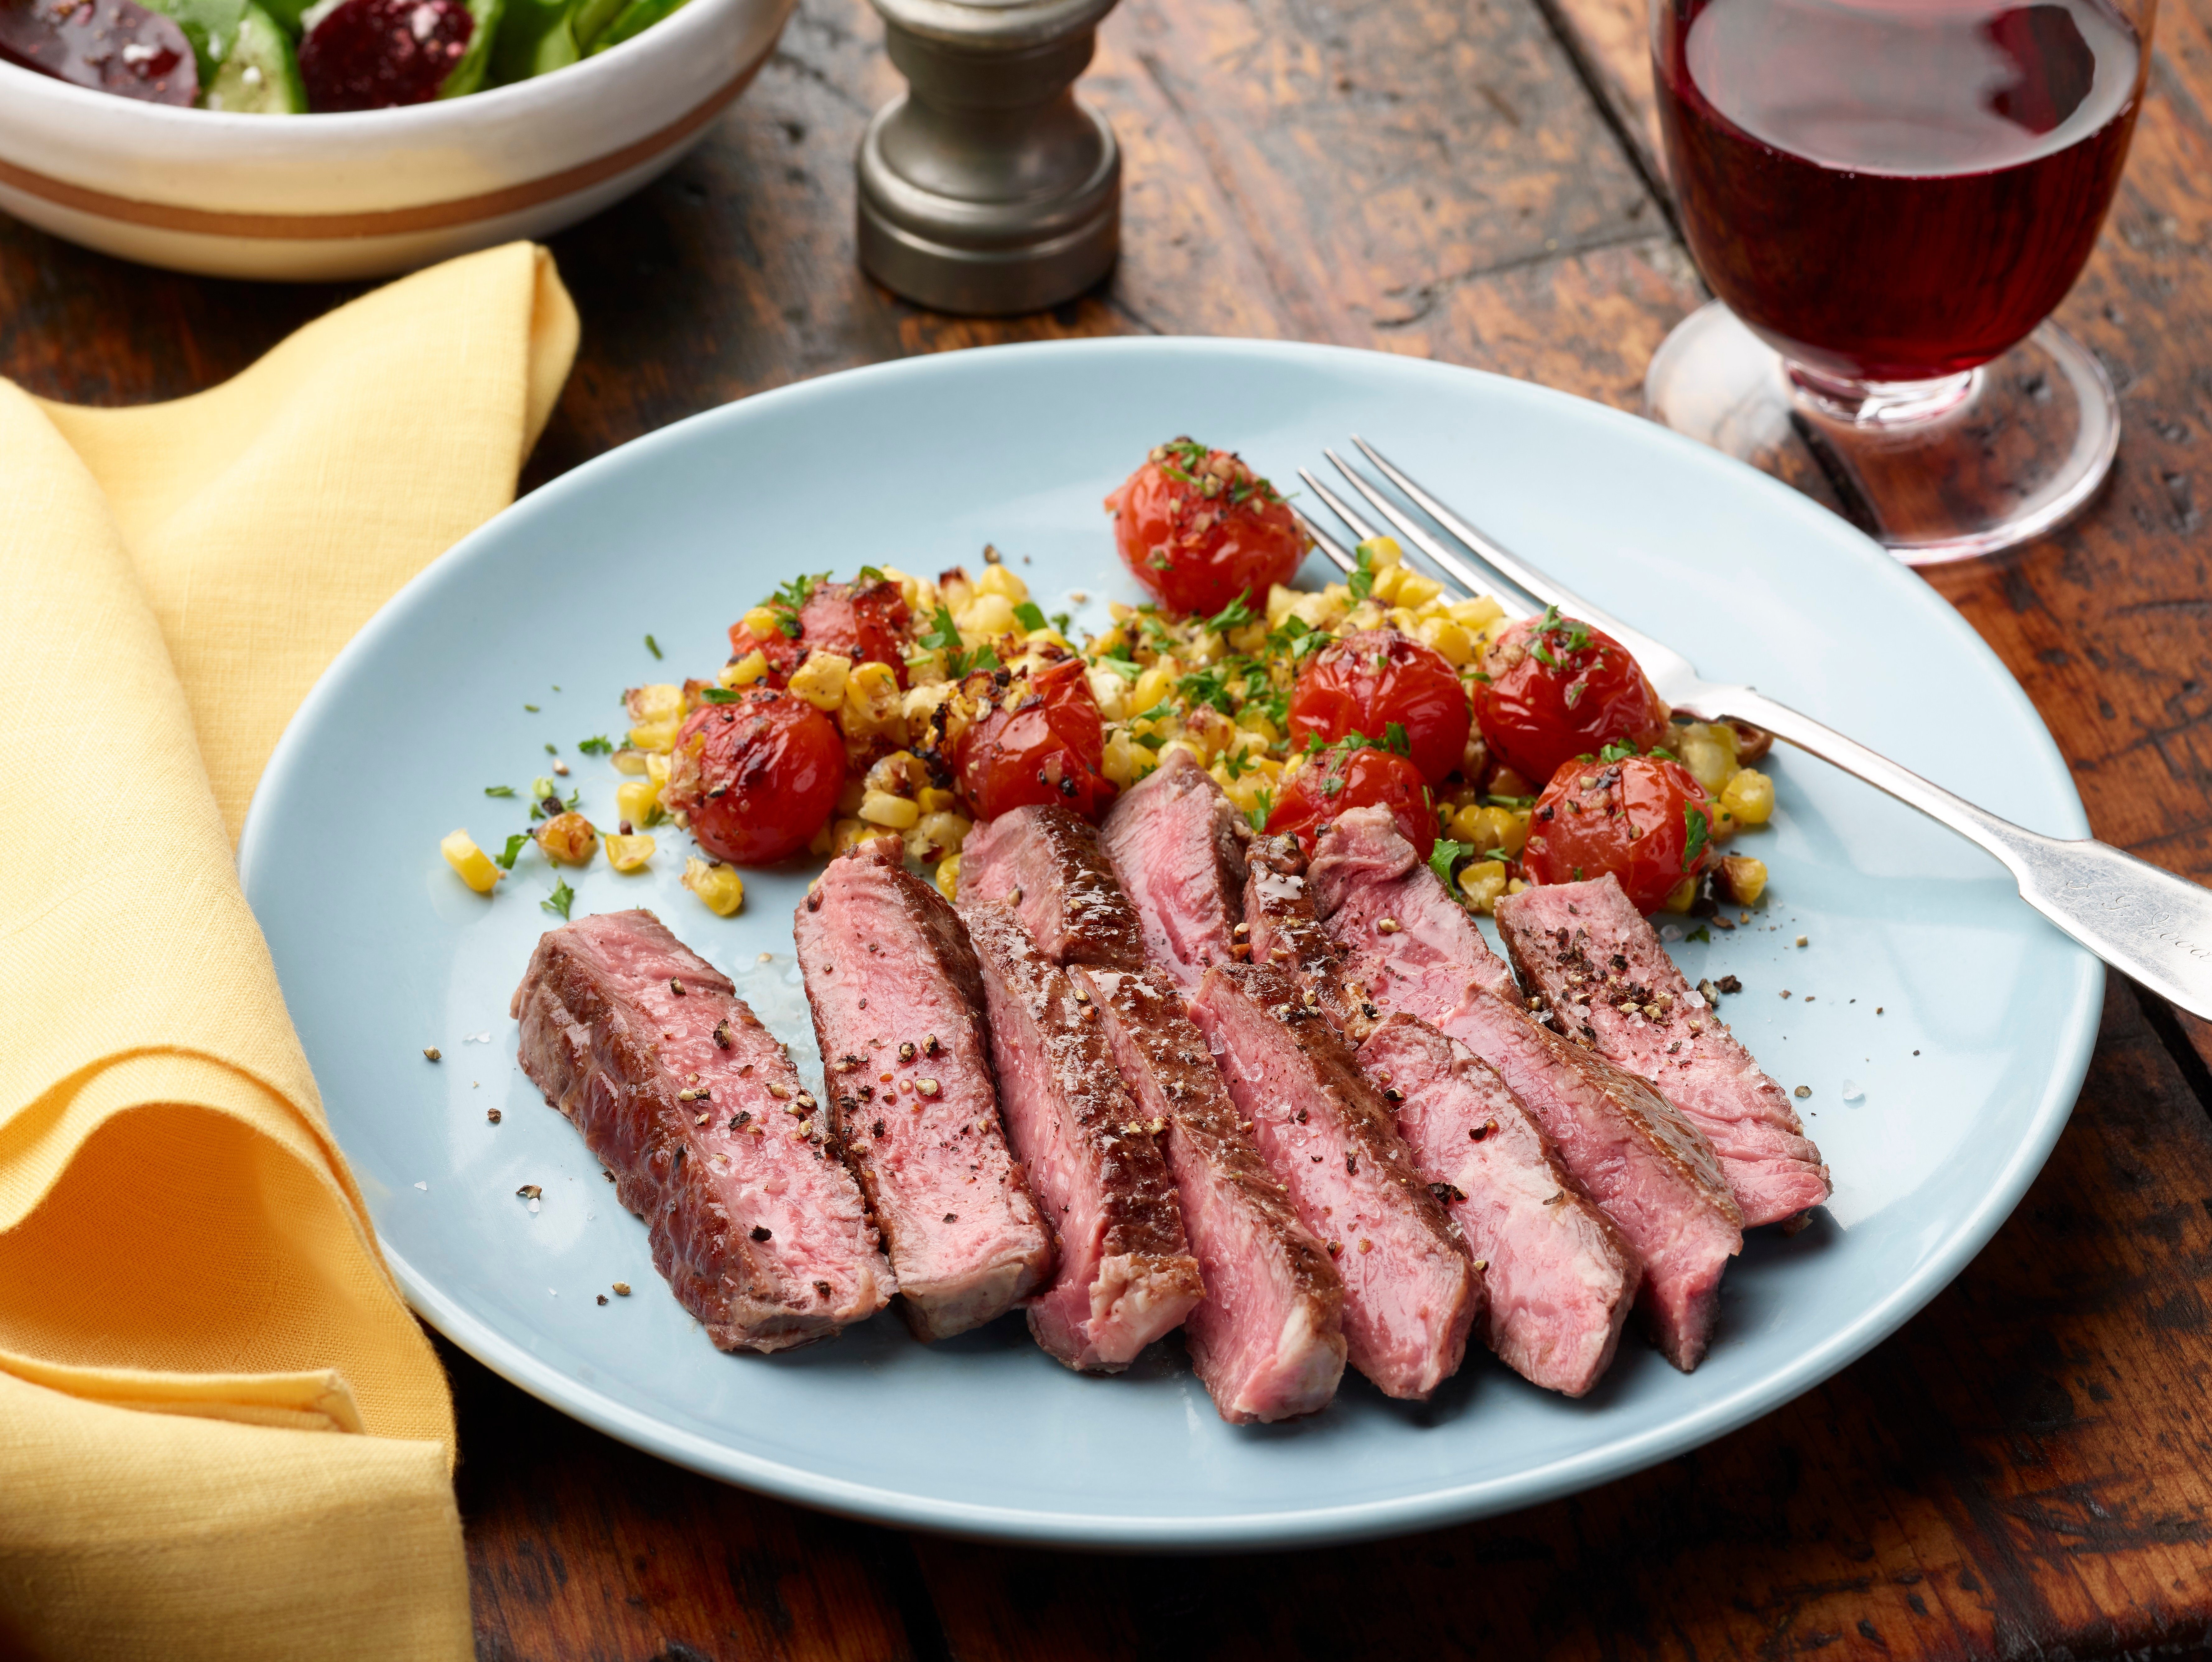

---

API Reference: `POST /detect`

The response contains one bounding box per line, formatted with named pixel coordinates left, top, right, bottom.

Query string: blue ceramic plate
left=239, top=339, right=2099, bottom=1548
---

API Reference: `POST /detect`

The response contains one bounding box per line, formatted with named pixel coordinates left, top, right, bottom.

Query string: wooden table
left=9, top=0, right=2212, bottom=1653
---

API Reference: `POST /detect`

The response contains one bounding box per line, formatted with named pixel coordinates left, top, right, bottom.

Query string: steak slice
left=1496, top=875, right=1832, bottom=1229
left=1307, top=805, right=1517, bottom=1009
left=964, top=805, right=1347, bottom=1420
left=1242, top=832, right=1376, bottom=1042
left=957, top=900, right=1206, bottom=1369
left=1098, top=748, right=1250, bottom=997
left=512, top=910, right=895, bottom=1353
left=1080, top=964, right=1347, bottom=1422
left=1311, top=815, right=1742, bottom=1369
left=959, top=805, right=1147, bottom=972
left=1357, top=1015, right=1636, bottom=1396
left=1187, top=962, right=1480, bottom=1400
left=795, top=840, right=1054, bottom=1340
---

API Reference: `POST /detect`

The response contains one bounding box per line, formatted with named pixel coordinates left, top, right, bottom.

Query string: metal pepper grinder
left=857, top=0, right=1121, bottom=315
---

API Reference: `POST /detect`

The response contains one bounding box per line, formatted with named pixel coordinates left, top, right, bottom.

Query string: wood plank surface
left=5, top=0, right=2212, bottom=1654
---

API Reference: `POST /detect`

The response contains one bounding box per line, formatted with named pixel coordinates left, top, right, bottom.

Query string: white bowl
left=0, top=0, right=795, bottom=281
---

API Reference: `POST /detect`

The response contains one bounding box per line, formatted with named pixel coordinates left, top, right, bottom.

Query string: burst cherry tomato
left=0, top=0, right=195, bottom=101
left=1267, top=746, right=1435, bottom=860
left=1288, top=629, right=1472, bottom=787
left=1471, top=609, right=1672, bottom=786
left=726, top=576, right=912, bottom=688
left=1105, top=438, right=1307, bottom=620
left=1521, top=752, right=1713, bottom=913
left=662, top=690, right=844, bottom=865
left=952, top=657, right=1116, bottom=823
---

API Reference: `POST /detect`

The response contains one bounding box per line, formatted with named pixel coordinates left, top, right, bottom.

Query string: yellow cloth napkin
left=0, top=243, right=580, bottom=1661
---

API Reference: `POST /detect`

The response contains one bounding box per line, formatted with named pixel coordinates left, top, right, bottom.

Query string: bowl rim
left=0, top=0, right=761, bottom=135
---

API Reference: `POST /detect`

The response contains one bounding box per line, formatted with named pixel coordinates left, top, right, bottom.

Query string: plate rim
left=239, top=334, right=2102, bottom=1548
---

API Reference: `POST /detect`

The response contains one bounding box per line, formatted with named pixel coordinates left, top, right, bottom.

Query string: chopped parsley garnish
left=1013, top=601, right=1048, bottom=633
left=1429, top=837, right=1473, bottom=895
left=1133, top=731, right=1167, bottom=750
left=523, top=703, right=540, bottom=713
left=578, top=736, right=613, bottom=756
left=696, top=686, right=739, bottom=703
left=544, top=743, right=557, bottom=755
left=493, top=833, right=531, bottom=871
left=484, top=785, right=515, bottom=798
left=1484, top=793, right=1536, bottom=809
left=1688, top=925, right=1712, bottom=944
left=1598, top=740, right=1641, bottom=763
left=1246, top=788, right=1273, bottom=833
left=1094, top=656, right=1142, bottom=680
left=1383, top=722, right=1411, bottom=757
left=1347, top=540, right=1379, bottom=604
left=856, top=565, right=886, bottom=584
left=1683, top=805, right=1711, bottom=871
left=542, top=879, right=574, bottom=921
left=919, top=606, right=962, bottom=654
left=1177, top=664, right=1235, bottom=714
left=1203, top=594, right=1258, bottom=635
left=644, top=634, right=662, bottom=660
left=1051, top=611, right=1073, bottom=634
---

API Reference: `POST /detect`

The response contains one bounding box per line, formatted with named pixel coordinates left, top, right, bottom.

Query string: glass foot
left=1643, top=301, right=2120, bottom=565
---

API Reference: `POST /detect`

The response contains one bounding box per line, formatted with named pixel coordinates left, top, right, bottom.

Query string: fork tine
left=1349, top=436, right=1589, bottom=616
left=1291, top=506, right=1358, bottom=577
left=1322, top=446, right=1536, bottom=609
left=1296, top=468, right=1386, bottom=553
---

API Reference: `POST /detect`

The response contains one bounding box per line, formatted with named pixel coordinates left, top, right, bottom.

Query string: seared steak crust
left=1242, top=833, right=1376, bottom=1042
left=1187, top=962, right=1481, bottom=1400
left=796, top=840, right=1054, bottom=1340
left=959, top=805, right=1148, bottom=972
left=1358, top=1015, right=1636, bottom=1396
left=1082, top=964, right=1348, bottom=1423
left=965, top=804, right=1346, bottom=1419
left=1495, top=875, right=1831, bottom=1228
left=512, top=910, right=895, bottom=1353
left=1098, top=749, right=1250, bottom=996
left=958, top=900, right=1205, bottom=1370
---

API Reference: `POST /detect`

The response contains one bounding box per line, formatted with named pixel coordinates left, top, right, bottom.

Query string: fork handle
left=1691, top=687, right=2212, bottom=1021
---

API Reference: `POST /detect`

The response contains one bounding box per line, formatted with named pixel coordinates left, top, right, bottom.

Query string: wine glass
left=1642, top=0, right=2153, bottom=563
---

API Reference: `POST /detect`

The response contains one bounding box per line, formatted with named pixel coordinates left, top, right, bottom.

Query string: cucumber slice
left=141, top=0, right=244, bottom=86
left=258, top=0, right=310, bottom=35
left=205, top=2, right=303, bottom=110
left=585, top=0, right=681, bottom=53
left=435, top=0, right=502, bottom=97
left=566, top=0, right=621, bottom=53
left=486, top=0, right=574, bottom=85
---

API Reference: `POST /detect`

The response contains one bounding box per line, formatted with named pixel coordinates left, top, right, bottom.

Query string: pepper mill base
left=858, top=100, right=1120, bottom=315
left=856, top=0, right=1123, bottom=317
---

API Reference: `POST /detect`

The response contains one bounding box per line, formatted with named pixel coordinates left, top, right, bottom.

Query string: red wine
left=1655, top=0, right=2144, bottom=383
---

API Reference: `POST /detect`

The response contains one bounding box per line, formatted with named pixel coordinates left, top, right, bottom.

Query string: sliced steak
left=1357, top=1015, right=1636, bottom=1396
left=1187, top=962, right=1480, bottom=1400
left=1080, top=964, right=1347, bottom=1422
left=964, top=805, right=1347, bottom=1420
left=513, top=910, right=894, bottom=1352
left=1242, top=832, right=1375, bottom=1042
left=1098, top=748, right=1249, bottom=997
left=1496, top=875, right=1832, bottom=1229
left=795, top=840, right=1054, bottom=1340
left=959, top=805, right=1147, bottom=972
left=1307, top=805, right=1518, bottom=1010
left=1311, top=815, right=1742, bottom=1369
left=1439, top=990, right=1741, bottom=1368
left=957, top=900, right=1206, bottom=1369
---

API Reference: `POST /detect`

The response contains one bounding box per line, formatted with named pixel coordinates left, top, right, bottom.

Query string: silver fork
left=1296, top=436, right=2212, bottom=1022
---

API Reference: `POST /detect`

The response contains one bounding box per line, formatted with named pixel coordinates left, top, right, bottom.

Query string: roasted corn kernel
left=975, top=563, right=1029, bottom=602
left=935, top=854, right=961, bottom=901
left=860, top=790, right=920, bottom=829
left=440, top=830, right=501, bottom=894
left=682, top=856, right=745, bottom=916
left=905, top=810, right=971, bottom=864
left=956, top=593, right=1018, bottom=637
left=604, top=833, right=655, bottom=873
left=1660, top=875, right=1699, bottom=914
left=616, top=778, right=661, bottom=829
left=741, top=606, right=780, bottom=640
left=1720, top=768, right=1774, bottom=825
left=1717, top=854, right=1768, bottom=905
left=720, top=651, right=769, bottom=689
left=843, top=661, right=903, bottom=740
left=789, top=652, right=851, bottom=711
left=1457, top=858, right=1509, bottom=913
left=536, top=811, right=599, bottom=867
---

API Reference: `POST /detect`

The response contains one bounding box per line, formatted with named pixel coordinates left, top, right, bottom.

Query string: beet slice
left=299, top=0, right=470, bottom=109
left=0, top=0, right=197, bottom=103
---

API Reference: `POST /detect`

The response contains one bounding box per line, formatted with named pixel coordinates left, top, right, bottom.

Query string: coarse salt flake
left=1841, top=1080, right=1865, bottom=1102
left=414, top=1181, right=428, bottom=1191
left=1659, top=923, right=1683, bottom=943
